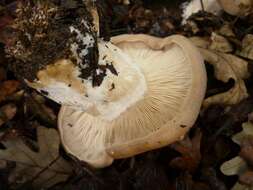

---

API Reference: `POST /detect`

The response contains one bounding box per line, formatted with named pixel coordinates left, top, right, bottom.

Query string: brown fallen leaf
left=117, top=0, right=130, bottom=4
left=221, top=121, right=253, bottom=190
left=237, top=34, right=253, bottom=60
left=0, top=126, right=72, bottom=189
left=240, top=171, right=253, bottom=186
left=231, top=182, right=253, bottom=190
left=240, top=136, right=253, bottom=166
left=0, top=104, right=17, bottom=127
left=210, top=32, right=233, bottom=53
left=191, top=37, right=249, bottom=107
left=170, top=129, right=202, bottom=173
left=220, top=156, right=247, bottom=176
left=220, top=122, right=253, bottom=177
left=0, top=80, right=20, bottom=103
left=218, top=24, right=236, bottom=37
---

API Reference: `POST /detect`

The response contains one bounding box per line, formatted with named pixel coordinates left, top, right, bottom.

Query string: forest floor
left=1, top=0, right=253, bottom=190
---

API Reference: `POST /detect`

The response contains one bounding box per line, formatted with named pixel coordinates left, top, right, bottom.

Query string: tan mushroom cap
left=58, top=34, right=207, bottom=168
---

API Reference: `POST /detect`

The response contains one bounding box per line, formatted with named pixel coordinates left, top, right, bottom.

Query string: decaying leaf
left=240, top=171, right=253, bottom=186
left=221, top=120, right=253, bottom=190
left=117, top=0, right=130, bottom=5
left=232, top=182, right=253, bottom=190
left=170, top=129, right=202, bottom=173
left=0, top=80, right=20, bottom=103
left=220, top=156, right=247, bottom=176
left=191, top=37, right=249, bottom=107
left=220, top=121, right=253, bottom=177
left=218, top=24, right=235, bottom=37
left=210, top=32, right=233, bottom=53
left=0, top=126, right=72, bottom=189
left=237, top=34, right=253, bottom=60
left=0, top=104, right=17, bottom=127
left=233, top=122, right=253, bottom=145
left=232, top=122, right=253, bottom=166
left=240, top=136, right=253, bottom=166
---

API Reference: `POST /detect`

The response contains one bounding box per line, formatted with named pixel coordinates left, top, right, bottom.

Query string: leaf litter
left=0, top=0, right=253, bottom=189
left=0, top=126, right=72, bottom=189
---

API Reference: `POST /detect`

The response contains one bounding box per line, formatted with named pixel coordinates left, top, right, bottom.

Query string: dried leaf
left=117, top=0, right=130, bottom=5
left=233, top=122, right=253, bottom=145
left=218, top=24, right=235, bottom=37
left=210, top=32, right=233, bottom=53
left=237, top=34, right=253, bottom=60
left=0, top=126, right=72, bottom=189
left=191, top=37, right=249, bottom=107
left=231, top=182, right=253, bottom=190
left=170, top=129, right=202, bottom=173
left=0, top=81, right=20, bottom=103
left=240, top=136, right=253, bottom=165
left=202, top=49, right=248, bottom=107
left=221, top=119, right=253, bottom=190
left=0, top=104, right=17, bottom=127
left=240, top=171, right=253, bottom=186
left=220, top=156, right=247, bottom=176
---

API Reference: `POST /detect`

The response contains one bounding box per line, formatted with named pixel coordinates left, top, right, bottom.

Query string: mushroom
left=45, top=34, right=206, bottom=168
left=217, top=0, right=253, bottom=16
left=7, top=1, right=206, bottom=168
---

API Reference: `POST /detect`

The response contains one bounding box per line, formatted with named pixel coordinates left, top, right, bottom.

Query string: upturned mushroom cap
left=58, top=34, right=207, bottom=168
left=218, top=0, right=253, bottom=16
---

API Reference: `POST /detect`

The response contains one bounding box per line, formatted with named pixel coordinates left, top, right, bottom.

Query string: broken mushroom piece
left=56, top=34, right=207, bottom=168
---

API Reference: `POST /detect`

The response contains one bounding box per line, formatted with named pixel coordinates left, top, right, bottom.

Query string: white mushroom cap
left=57, top=34, right=207, bottom=168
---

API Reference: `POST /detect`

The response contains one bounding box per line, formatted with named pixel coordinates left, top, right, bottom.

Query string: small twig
left=200, top=0, right=205, bottom=11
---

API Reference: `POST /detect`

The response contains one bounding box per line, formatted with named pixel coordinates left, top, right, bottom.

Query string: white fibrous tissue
left=181, top=0, right=222, bottom=24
